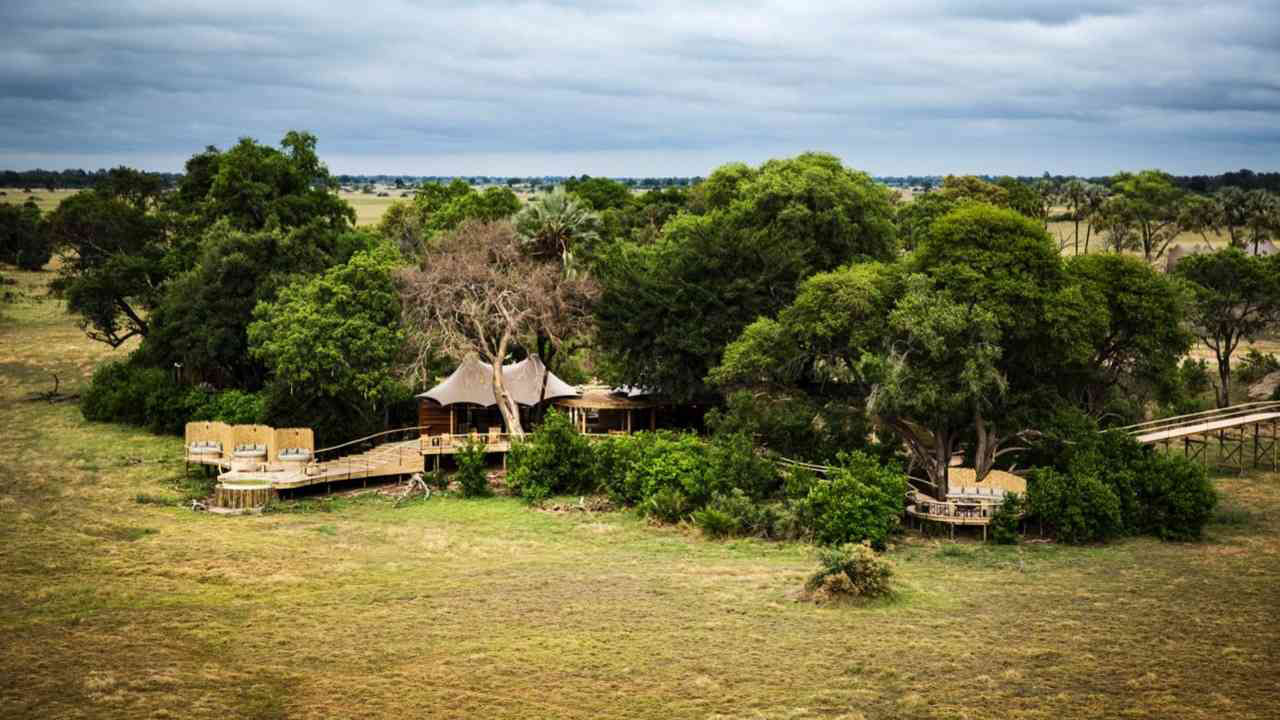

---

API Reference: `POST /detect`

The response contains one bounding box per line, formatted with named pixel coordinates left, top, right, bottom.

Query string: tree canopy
left=1174, top=248, right=1280, bottom=407
left=596, top=153, right=897, bottom=401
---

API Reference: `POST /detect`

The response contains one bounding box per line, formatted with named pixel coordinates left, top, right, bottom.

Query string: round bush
left=795, top=451, right=906, bottom=548
left=1027, top=468, right=1123, bottom=544
left=805, top=542, right=894, bottom=600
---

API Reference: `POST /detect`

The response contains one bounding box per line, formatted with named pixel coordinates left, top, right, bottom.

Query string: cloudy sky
left=2, top=1, right=1278, bottom=176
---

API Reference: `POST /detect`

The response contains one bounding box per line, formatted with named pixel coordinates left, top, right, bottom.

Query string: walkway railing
left=1120, top=401, right=1280, bottom=443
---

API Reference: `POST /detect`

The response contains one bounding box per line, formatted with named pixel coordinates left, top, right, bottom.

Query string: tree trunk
left=489, top=330, right=525, bottom=438
left=1216, top=354, right=1232, bottom=409
left=491, top=360, right=524, bottom=437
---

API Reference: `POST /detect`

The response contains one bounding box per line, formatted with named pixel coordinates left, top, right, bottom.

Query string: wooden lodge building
left=416, top=354, right=701, bottom=437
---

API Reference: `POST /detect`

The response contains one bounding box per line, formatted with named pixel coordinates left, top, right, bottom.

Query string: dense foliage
left=1027, top=431, right=1217, bottom=543
left=506, top=410, right=596, bottom=502
left=596, top=152, right=897, bottom=402
left=0, top=201, right=51, bottom=270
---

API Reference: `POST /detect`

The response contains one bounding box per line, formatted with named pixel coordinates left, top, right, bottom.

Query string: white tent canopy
left=417, top=354, right=579, bottom=407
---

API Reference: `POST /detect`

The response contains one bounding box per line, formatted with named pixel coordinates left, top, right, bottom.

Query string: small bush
left=506, top=409, right=594, bottom=502
left=693, top=488, right=778, bottom=539
left=1234, top=348, right=1280, bottom=385
left=641, top=486, right=690, bottom=523
left=793, top=451, right=906, bottom=548
left=455, top=439, right=490, bottom=498
left=989, top=491, right=1023, bottom=545
left=1027, top=468, right=1122, bottom=544
left=805, top=542, right=893, bottom=600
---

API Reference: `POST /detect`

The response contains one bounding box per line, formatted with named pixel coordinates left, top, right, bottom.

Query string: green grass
left=3, top=265, right=1280, bottom=718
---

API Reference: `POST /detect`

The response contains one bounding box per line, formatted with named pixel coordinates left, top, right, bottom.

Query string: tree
left=871, top=275, right=1006, bottom=495
left=1062, top=254, right=1192, bottom=413
left=908, top=204, right=1084, bottom=486
left=1241, top=190, right=1279, bottom=254
left=938, top=175, right=1009, bottom=206
left=514, top=187, right=600, bottom=267
left=1061, top=179, right=1101, bottom=255
left=596, top=153, right=897, bottom=401
left=715, top=204, right=1086, bottom=495
left=1213, top=186, right=1252, bottom=247
left=1101, top=171, right=1186, bottom=262
left=1174, top=249, right=1280, bottom=407
left=397, top=221, right=597, bottom=437
left=377, top=180, right=520, bottom=256
left=894, top=193, right=960, bottom=252
left=45, top=189, right=169, bottom=346
left=202, top=131, right=354, bottom=232
left=0, top=200, right=50, bottom=270
left=142, top=221, right=376, bottom=387
left=248, top=245, right=404, bottom=430
left=563, top=176, right=632, bottom=212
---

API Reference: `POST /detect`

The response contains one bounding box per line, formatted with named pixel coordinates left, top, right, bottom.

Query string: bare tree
left=397, top=221, right=597, bottom=436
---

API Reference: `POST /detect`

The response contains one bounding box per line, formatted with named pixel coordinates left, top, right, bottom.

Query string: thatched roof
left=418, top=354, right=579, bottom=407
left=556, top=385, right=660, bottom=410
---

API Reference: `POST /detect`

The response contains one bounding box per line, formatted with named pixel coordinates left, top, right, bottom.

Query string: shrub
left=793, top=451, right=906, bottom=548
left=1130, top=453, right=1217, bottom=540
left=611, top=431, right=718, bottom=518
left=191, top=389, right=265, bottom=425
left=455, top=439, right=490, bottom=498
left=641, top=486, right=690, bottom=523
left=592, top=433, right=640, bottom=501
left=708, top=432, right=781, bottom=500
left=1027, top=468, right=1122, bottom=544
left=989, top=491, right=1023, bottom=545
left=1053, top=431, right=1217, bottom=541
left=693, top=488, right=778, bottom=539
left=506, top=409, right=595, bottom=502
left=805, top=542, right=893, bottom=600
left=81, top=361, right=170, bottom=428
left=1234, top=348, right=1280, bottom=385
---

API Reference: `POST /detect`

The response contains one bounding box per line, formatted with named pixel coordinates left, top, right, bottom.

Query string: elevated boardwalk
left=1122, top=401, right=1280, bottom=471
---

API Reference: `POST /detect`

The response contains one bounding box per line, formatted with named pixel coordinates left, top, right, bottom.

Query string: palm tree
left=514, top=187, right=601, bottom=270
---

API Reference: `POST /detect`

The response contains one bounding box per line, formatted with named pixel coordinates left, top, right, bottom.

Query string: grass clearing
left=2, top=265, right=1280, bottom=718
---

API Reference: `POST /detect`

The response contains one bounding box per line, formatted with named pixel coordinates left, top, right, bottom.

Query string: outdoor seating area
left=183, top=421, right=314, bottom=473
left=905, top=468, right=1027, bottom=540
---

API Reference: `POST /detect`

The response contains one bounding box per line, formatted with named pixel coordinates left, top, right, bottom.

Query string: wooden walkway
left=1122, top=401, right=1280, bottom=471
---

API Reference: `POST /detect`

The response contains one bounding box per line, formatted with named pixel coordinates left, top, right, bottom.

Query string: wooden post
left=650, top=407, right=656, bottom=430
left=627, top=409, right=632, bottom=434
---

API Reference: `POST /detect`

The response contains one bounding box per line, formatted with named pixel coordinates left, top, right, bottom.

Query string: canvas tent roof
left=417, top=354, right=579, bottom=407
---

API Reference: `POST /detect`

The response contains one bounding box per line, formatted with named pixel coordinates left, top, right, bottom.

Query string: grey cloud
left=0, top=1, right=1277, bottom=175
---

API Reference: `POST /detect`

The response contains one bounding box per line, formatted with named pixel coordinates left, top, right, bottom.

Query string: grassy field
left=2, top=266, right=1279, bottom=719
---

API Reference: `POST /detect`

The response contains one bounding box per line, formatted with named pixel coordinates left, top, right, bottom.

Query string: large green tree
left=46, top=186, right=170, bottom=346
left=716, top=203, right=1094, bottom=496
left=1062, top=254, right=1192, bottom=413
left=596, top=153, right=897, bottom=401
left=1098, top=170, right=1186, bottom=262
left=143, top=221, right=376, bottom=387
left=249, top=244, right=404, bottom=432
left=1174, top=248, right=1280, bottom=407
